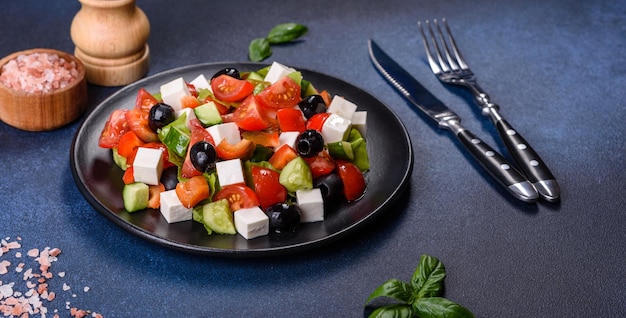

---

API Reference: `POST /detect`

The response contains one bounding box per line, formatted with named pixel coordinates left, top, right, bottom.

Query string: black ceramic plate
left=70, top=62, right=412, bottom=257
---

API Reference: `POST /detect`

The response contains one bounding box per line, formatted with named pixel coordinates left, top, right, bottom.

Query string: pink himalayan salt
left=0, top=52, right=79, bottom=94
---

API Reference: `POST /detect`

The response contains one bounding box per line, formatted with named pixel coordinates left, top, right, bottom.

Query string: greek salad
left=98, top=62, right=369, bottom=240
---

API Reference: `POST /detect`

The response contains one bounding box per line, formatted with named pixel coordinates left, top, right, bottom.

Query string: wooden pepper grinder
left=70, top=0, right=150, bottom=86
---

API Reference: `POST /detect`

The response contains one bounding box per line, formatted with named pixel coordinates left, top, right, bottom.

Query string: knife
left=368, top=39, right=538, bottom=202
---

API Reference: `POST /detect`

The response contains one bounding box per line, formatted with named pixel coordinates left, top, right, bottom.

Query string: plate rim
left=70, top=61, right=413, bottom=257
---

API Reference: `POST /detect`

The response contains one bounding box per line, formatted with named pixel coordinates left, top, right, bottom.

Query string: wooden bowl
left=0, top=48, right=87, bottom=131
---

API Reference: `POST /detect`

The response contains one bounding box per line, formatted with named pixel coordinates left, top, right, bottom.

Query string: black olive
left=211, top=67, right=240, bottom=80
left=160, top=166, right=179, bottom=191
left=298, top=95, right=327, bottom=119
left=190, top=141, right=217, bottom=173
left=313, top=173, right=344, bottom=204
left=148, top=103, right=175, bottom=132
left=265, top=203, right=301, bottom=234
left=295, top=129, right=324, bottom=158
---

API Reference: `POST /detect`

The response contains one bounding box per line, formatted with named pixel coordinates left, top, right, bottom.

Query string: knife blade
left=368, top=39, right=538, bottom=202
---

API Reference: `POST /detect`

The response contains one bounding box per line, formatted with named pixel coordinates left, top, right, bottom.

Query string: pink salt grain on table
left=0, top=52, right=79, bottom=94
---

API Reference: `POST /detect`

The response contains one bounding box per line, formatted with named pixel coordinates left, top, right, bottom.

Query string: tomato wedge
left=250, top=166, right=286, bottom=209
left=135, top=88, right=159, bottom=112
left=122, top=166, right=135, bottom=185
left=125, top=108, right=159, bottom=142
left=176, top=175, right=210, bottom=208
left=336, top=160, right=366, bottom=201
left=232, top=95, right=270, bottom=131
left=99, top=109, right=129, bottom=148
left=269, top=145, right=298, bottom=170
left=211, top=74, right=254, bottom=103
left=304, top=150, right=336, bottom=179
left=306, top=112, right=330, bottom=132
left=180, top=95, right=202, bottom=109
left=276, top=108, right=306, bottom=132
left=215, top=138, right=255, bottom=161
left=214, top=184, right=260, bottom=211
left=256, top=77, right=301, bottom=109
left=117, top=131, right=145, bottom=159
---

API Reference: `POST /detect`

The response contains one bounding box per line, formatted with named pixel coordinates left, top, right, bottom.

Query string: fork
left=418, top=19, right=560, bottom=202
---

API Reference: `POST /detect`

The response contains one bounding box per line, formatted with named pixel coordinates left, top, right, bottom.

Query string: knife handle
left=493, top=117, right=561, bottom=202
left=448, top=121, right=538, bottom=202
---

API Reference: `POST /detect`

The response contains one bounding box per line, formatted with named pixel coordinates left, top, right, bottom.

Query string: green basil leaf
left=267, top=23, right=308, bottom=44
left=412, top=297, right=474, bottom=318
left=248, top=38, right=272, bottom=62
left=411, top=254, right=446, bottom=298
left=366, top=279, right=413, bottom=304
left=368, top=304, right=414, bottom=318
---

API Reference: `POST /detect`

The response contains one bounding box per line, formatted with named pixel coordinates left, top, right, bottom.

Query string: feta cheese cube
left=296, top=188, right=324, bottom=223
left=207, top=122, right=241, bottom=145
left=321, top=113, right=352, bottom=144
left=132, top=147, right=163, bottom=185
left=327, top=96, right=357, bottom=120
left=234, top=206, right=269, bottom=239
left=160, top=190, right=192, bottom=223
left=264, top=61, right=296, bottom=84
left=189, top=74, right=211, bottom=91
left=160, top=77, right=191, bottom=111
left=216, top=158, right=245, bottom=186
left=277, top=131, right=300, bottom=151
left=175, top=108, right=197, bottom=129
left=351, top=111, right=367, bottom=137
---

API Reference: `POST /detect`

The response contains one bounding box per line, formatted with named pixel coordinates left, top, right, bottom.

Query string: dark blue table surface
left=1, top=0, right=624, bottom=317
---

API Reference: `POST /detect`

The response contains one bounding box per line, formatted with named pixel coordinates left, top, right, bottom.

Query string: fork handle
left=445, top=120, right=538, bottom=203
left=492, top=113, right=561, bottom=202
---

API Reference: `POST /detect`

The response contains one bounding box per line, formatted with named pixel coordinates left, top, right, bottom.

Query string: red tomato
left=241, top=131, right=279, bottom=148
left=134, top=88, right=159, bottom=112
left=250, top=166, right=286, bottom=209
left=214, top=184, right=260, bottom=211
left=304, top=150, right=336, bottom=178
left=269, top=145, right=298, bottom=170
left=125, top=108, right=159, bottom=142
left=99, top=109, right=129, bottom=148
left=336, top=160, right=366, bottom=201
left=211, top=74, right=254, bottom=103
left=306, top=112, right=330, bottom=131
left=232, top=95, right=270, bottom=131
left=148, top=183, right=165, bottom=209
left=180, top=95, right=202, bottom=109
left=256, top=77, right=301, bottom=109
left=122, top=166, right=135, bottom=184
left=215, top=138, right=256, bottom=161
left=276, top=108, right=306, bottom=132
left=181, top=119, right=216, bottom=178
left=186, top=82, right=199, bottom=97
left=117, top=131, right=145, bottom=159
left=176, top=175, right=210, bottom=208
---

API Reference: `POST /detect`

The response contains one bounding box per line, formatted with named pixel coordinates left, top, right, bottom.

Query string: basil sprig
left=365, top=254, right=474, bottom=318
left=248, top=23, right=308, bottom=62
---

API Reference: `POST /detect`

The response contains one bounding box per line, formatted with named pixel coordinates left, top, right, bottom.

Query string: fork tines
left=418, top=19, right=469, bottom=76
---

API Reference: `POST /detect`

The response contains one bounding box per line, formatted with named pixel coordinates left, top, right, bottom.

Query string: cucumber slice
left=202, top=199, right=236, bottom=234
left=194, top=102, right=223, bottom=126
left=123, top=182, right=149, bottom=213
left=112, top=148, right=128, bottom=170
left=279, top=157, right=313, bottom=193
